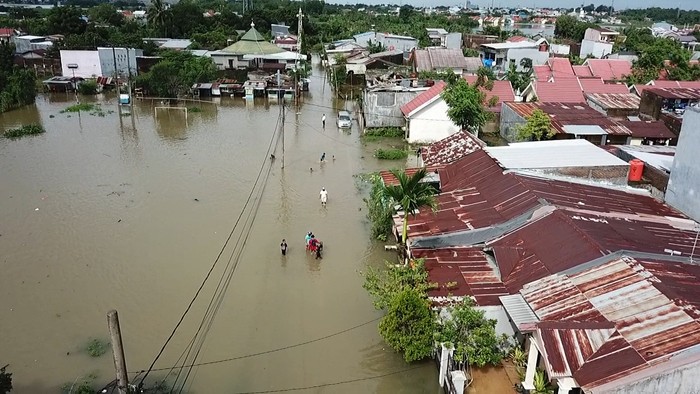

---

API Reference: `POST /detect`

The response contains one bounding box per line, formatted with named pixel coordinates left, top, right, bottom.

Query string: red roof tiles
left=573, top=65, right=593, bottom=77
left=577, top=78, right=629, bottom=94
left=464, top=76, right=515, bottom=112
left=400, top=80, right=448, bottom=117
left=532, top=77, right=586, bottom=102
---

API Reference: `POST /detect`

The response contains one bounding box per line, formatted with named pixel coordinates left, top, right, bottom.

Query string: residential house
left=362, top=87, right=424, bottom=129
left=142, top=38, right=192, bottom=50
left=345, top=49, right=403, bottom=76
left=353, top=31, right=418, bottom=53
left=401, top=77, right=514, bottom=143
left=667, top=108, right=700, bottom=221
left=210, top=23, right=301, bottom=70
left=463, top=33, right=498, bottom=50
left=580, top=27, right=619, bottom=58
left=577, top=58, right=632, bottom=82
left=500, top=102, right=673, bottom=145
left=382, top=144, right=699, bottom=346
left=0, top=28, right=16, bottom=43
left=411, top=47, right=479, bottom=75
left=271, top=23, right=290, bottom=38
left=585, top=92, right=641, bottom=118
left=11, top=35, right=53, bottom=54
left=638, top=87, right=700, bottom=136
left=480, top=39, right=550, bottom=73
left=426, top=28, right=462, bottom=49
left=605, top=51, right=639, bottom=63
left=274, top=35, right=298, bottom=52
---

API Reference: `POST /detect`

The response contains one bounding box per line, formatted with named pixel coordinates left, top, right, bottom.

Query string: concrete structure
left=59, top=48, right=142, bottom=79
left=580, top=28, right=619, bottom=59
left=426, top=28, right=462, bottom=49
left=97, top=47, right=141, bottom=79
left=400, top=81, right=459, bottom=143
left=60, top=50, right=102, bottom=79
left=353, top=31, right=418, bottom=52
left=362, top=89, right=422, bottom=129
left=666, top=107, right=700, bottom=222
left=480, top=40, right=550, bottom=73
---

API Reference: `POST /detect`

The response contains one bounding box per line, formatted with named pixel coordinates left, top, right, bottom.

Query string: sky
left=329, top=0, right=700, bottom=11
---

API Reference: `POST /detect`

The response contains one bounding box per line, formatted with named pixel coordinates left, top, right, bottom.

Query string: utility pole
left=281, top=102, right=285, bottom=170
left=295, top=7, right=303, bottom=109
left=107, top=310, right=129, bottom=394
left=112, top=46, right=121, bottom=115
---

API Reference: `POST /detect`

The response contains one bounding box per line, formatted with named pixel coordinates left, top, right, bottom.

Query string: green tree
left=442, top=78, right=491, bottom=132
left=0, top=365, right=11, bottom=394
left=363, top=260, right=429, bottom=310
left=135, top=51, right=217, bottom=97
left=379, top=287, right=436, bottom=363
left=366, top=39, right=385, bottom=54
left=436, top=301, right=511, bottom=367
left=381, top=168, right=437, bottom=245
left=46, top=6, right=87, bottom=35
left=516, top=109, right=554, bottom=141
left=555, top=15, right=598, bottom=41
left=88, top=3, right=124, bottom=26
left=148, top=0, right=170, bottom=36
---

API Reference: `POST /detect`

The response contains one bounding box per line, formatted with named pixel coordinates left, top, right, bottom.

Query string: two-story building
left=480, top=39, right=550, bottom=73
left=580, top=27, right=620, bottom=59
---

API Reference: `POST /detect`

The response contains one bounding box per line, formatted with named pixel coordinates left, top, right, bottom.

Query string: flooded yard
left=0, top=62, right=438, bottom=393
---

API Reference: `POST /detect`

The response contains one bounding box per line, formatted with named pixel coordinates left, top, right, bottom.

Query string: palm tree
left=148, top=0, right=169, bottom=36
left=382, top=168, right=438, bottom=245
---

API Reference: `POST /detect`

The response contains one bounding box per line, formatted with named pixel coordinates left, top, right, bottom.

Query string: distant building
left=353, top=31, right=418, bottom=53
left=0, top=28, right=17, bottom=43
left=411, top=47, right=478, bottom=75
left=210, top=23, right=300, bottom=70
left=580, top=27, right=619, bottom=59
left=639, top=87, right=700, bottom=136
left=59, top=47, right=142, bottom=79
left=425, top=28, right=462, bottom=49
left=480, top=39, right=550, bottom=73
left=11, top=35, right=53, bottom=54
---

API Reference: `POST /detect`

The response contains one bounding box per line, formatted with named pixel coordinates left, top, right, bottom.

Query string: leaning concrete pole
left=107, top=310, right=129, bottom=394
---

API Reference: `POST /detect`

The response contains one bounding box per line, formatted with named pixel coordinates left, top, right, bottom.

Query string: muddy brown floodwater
left=0, top=60, right=439, bottom=393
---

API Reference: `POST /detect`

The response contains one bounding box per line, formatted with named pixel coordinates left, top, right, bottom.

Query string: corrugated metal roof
left=578, top=78, right=630, bottom=94
left=573, top=65, right=593, bottom=77
left=585, top=92, right=640, bottom=110
left=499, top=294, right=540, bottom=330
left=413, top=247, right=509, bottom=306
left=520, top=254, right=700, bottom=390
left=422, top=130, right=484, bottom=166
left=505, top=102, right=633, bottom=135
left=482, top=41, right=539, bottom=50
left=583, top=59, right=632, bottom=81
left=505, top=35, right=529, bottom=42
left=485, top=139, right=628, bottom=169
left=413, top=47, right=469, bottom=72
left=532, top=77, right=586, bottom=103
left=616, top=120, right=675, bottom=139
left=644, top=87, right=700, bottom=100
left=400, top=81, right=446, bottom=116
left=379, top=166, right=443, bottom=187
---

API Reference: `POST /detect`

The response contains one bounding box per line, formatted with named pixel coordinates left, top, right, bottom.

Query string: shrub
left=375, top=148, right=408, bottom=160
left=61, top=103, right=96, bottom=113
left=78, top=80, right=98, bottom=95
left=364, top=127, right=404, bottom=138
left=85, top=338, right=109, bottom=357
left=3, top=124, right=45, bottom=139
left=362, top=173, right=395, bottom=241
left=187, top=106, right=202, bottom=113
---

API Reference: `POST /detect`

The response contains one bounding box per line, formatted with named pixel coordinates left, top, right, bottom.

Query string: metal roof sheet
left=616, top=120, right=676, bottom=139
left=481, top=41, right=539, bottom=49
left=400, top=81, right=446, bottom=116
left=505, top=102, right=632, bottom=135
left=520, top=254, right=700, bottom=390
left=499, top=294, right=540, bottom=330
left=485, top=139, right=628, bottom=169
left=573, top=65, right=593, bottom=77
left=532, top=77, right=586, bottom=103
left=413, top=247, right=509, bottom=306
left=421, top=130, right=484, bottom=166
left=578, top=78, right=630, bottom=94
left=562, top=125, right=607, bottom=135
left=585, top=92, right=640, bottom=109
left=644, top=87, right=700, bottom=99
left=413, top=47, right=469, bottom=72
left=583, top=59, right=632, bottom=81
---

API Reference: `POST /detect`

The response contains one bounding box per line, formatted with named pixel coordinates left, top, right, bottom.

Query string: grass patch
left=61, top=103, right=97, bottom=113
left=187, top=106, right=203, bottom=113
left=85, top=338, right=109, bottom=357
left=3, top=124, right=45, bottom=139
left=375, top=148, right=408, bottom=160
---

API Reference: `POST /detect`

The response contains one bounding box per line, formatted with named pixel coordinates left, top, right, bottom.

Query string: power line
left=138, top=112, right=282, bottom=389
left=129, top=316, right=381, bottom=374
left=231, top=364, right=430, bottom=394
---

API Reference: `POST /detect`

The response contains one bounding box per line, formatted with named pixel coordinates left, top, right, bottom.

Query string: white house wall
left=580, top=40, right=613, bottom=59
left=507, top=48, right=549, bottom=71
left=407, top=99, right=460, bottom=143
left=475, top=305, right=516, bottom=337
left=60, top=50, right=102, bottom=78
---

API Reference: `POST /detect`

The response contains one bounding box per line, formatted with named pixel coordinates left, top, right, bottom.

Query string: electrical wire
left=138, top=112, right=283, bottom=389
left=129, top=316, right=381, bottom=374
left=230, top=364, right=430, bottom=394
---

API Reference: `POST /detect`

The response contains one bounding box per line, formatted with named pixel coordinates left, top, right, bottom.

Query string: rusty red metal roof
left=379, top=166, right=443, bottom=187
left=504, top=102, right=633, bottom=135
left=585, top=92, right=640, bottom=110
left=520, top=254, right=700, bottom=391
left=506, top=35, right=529, bottom=42
left=644, top=87, right=700, bottom=100
left=400, top=80, right=447, bottom=117
left=412, top=247, right=509, bottom=306
left=616, top=120, right=675, bottom=139
left=421, top=130, right=484, bottom=166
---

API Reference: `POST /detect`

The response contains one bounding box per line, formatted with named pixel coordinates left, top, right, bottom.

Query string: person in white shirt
left=319, top=187, right=328, bottom=206
left=322, top=114, right=326, bottom=128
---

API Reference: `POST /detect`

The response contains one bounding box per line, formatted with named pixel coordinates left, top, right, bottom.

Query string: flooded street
left=0, top=61, right=438, bottom=393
